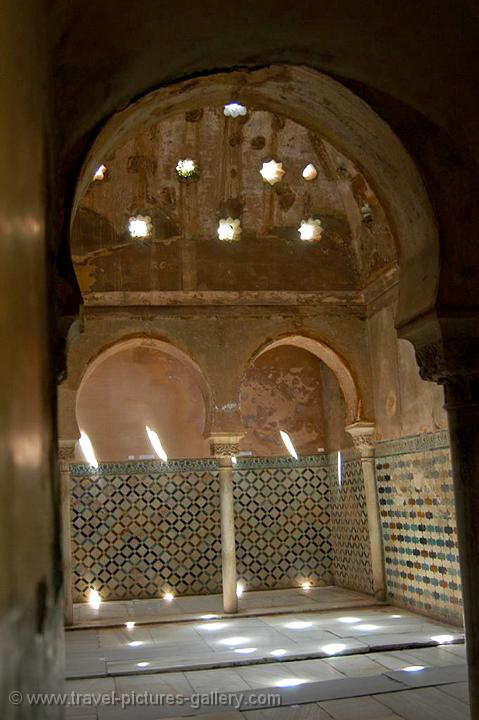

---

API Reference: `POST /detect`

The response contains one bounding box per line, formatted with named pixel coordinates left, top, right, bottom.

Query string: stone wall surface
left=376, top=431, right=462, bottom=624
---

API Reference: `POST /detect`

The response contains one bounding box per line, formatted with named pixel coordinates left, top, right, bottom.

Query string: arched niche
left=71, top=65, right=438, bottom=329
left=248, top=334, right=360, bottom=429
left=76, top=336, right=213, bottom=460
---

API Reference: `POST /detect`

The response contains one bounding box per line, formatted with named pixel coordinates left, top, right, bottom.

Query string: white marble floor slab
left=71, top=586, right=384, bottom=629
left=373, top=686, right=468, bottom=720
left=66, top=603, right=463, bottom=679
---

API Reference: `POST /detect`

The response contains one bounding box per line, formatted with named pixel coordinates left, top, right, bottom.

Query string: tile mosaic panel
left=233, top=461, right=333, bottom=590
left=329, top=454, right=374, bottom=594
left=375, top=431, right=462, bottom=624
left=70, top=463, right=222, bottom=602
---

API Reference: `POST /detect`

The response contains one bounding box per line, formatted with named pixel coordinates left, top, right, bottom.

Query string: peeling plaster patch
left=240, top=346, right=329, bottom=455
left=274, top=182, right=296, bottom=210
left=73, top=260, right=98, bottom=293
left=228, top=131, right=243, bottom=147
left=217, top=402, right=238, bottom=411
left=251, top=136, right=266, bottom=150
left=185, top=108, right=204, bottom=122
left=386, top=391, right=397, bottom=416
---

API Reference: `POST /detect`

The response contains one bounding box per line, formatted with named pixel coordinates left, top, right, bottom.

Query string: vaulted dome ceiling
left=71, top=105, right=397, bottom=298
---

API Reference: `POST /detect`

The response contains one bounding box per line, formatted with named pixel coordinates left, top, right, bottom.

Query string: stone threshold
left=67, top=597, right=388, bottom=631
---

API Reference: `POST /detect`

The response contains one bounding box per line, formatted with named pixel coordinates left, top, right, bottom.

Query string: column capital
left=58, top=439, right=77, bottom=469
left=398, top=310, right=479, bottom=409
left=415, top=337, right=479, bottom=383
left=398, top=310, right=479, bottom=379
left=208, top=433, right=244, bottom=458
left=345, top=421, right=376, bottom=457
left=414, top=336, right=479, bottom=410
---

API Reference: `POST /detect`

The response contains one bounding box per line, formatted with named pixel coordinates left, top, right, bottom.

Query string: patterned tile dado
left=70, top=458, right=217, bottom=476
left=329, top=455, right=374, bottom=594
left=70, top=467, right=222, bottom=602
left=233, top=464, right=333, bottom=590
left=235, top=455, right=329, bottom=470
left=376, top=432, right=462, bottom=624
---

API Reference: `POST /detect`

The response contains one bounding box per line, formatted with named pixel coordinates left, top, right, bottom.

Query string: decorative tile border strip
left=70, top=458, right=217, bottom=476
left=375, top=430, right=450, bottom=458
left=234, top=454, right=328, bottom=470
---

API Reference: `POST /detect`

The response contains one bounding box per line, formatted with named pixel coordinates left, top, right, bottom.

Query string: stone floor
left=65, top=589, right=468, bottom=718
left=71, top=586, right=379, bottom=628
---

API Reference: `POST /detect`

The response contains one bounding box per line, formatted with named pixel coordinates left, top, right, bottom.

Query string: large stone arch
left=71, top=66, right=438, bottom=330
left=247, top=333, right=360, bottom=426
left=76, top=335, right=214, bottom=437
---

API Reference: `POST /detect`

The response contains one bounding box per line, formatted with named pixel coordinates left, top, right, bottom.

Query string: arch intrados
left=77, top=336, right=213, bottom=435
left=250, top=334, right=359, bottom=425
left=72, top=65, right=438, bottom=327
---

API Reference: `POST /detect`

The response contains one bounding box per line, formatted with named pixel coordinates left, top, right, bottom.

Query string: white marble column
left=345, top=421, right=385, bottom=599
left=209, top=433, right=243, bottom=614
left=59, top=439, right=76, bottom=625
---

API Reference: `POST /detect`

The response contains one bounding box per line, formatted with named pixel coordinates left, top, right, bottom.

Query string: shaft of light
left=145, top=426, right=168, bottom=462
left=88, top=588, right=101, bottom=609
left=79, top=431, right=99, bottom=469
left=280, top=430, right=298, bottom=459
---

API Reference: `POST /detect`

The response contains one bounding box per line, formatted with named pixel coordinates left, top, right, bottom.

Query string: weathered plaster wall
left=367, top=304, right=447, bottom=441
left=60, top=305, right=371, bottom=443
left=50, top=2, right=479, bottom=331
left=71, top=108, right=395, bottom=295
left=76, top=345, right=209, bottom=461
left=240, top=345, right=350, bottom=455
left=0, top=1, right=63, bottom=716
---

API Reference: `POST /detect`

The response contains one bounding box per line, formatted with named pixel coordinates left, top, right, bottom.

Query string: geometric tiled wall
left=376, top=431, right=463, bottom=624
left=329, top=452, right=374, bottom=595
left=69, top=454, right=380, bottom=603
left=70, top=459, right=222, bottom=602
left=234, top=456, right=333, bottom=590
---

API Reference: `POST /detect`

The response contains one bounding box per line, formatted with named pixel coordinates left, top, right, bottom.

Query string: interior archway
left=76, top=337, right=212, bottom=460
left=250, top=334, right=359, bottom=427
left=240, top=343, right=351, bottom=456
